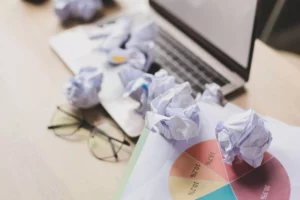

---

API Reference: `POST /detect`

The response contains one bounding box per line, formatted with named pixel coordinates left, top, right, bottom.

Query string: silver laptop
left=50, top=0, right=259, bottom=138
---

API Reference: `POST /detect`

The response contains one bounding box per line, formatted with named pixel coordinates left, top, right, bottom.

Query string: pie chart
left=169, top=139, right=291, bottom=200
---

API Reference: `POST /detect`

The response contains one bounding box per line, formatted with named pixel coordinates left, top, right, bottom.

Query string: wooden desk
left=0, top=1, right=299, bottom=200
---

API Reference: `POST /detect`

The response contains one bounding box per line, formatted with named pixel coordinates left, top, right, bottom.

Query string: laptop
left=50, top=0, right=260, bottom=138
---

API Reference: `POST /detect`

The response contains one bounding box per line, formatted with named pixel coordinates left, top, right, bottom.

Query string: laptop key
left=155, top=27, right=230, bottom=94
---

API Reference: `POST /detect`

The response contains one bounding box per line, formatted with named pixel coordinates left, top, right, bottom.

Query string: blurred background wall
left=258, top=0, right=300, bottom=55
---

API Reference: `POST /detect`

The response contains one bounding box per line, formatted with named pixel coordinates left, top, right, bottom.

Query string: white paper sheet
left=121, top=102, right=300, bottom=200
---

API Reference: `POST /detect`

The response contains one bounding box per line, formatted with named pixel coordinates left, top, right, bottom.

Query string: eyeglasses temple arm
left=93, top=127, right=130, bottom=146
left=48, top=122, right=81, bottom=129
left=108, top=138, right=119, bottom=161
left=57, top=106, right=83, bottom=121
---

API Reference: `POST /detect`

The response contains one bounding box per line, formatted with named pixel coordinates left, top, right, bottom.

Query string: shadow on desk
left=226, top=87, right=247, bottom=102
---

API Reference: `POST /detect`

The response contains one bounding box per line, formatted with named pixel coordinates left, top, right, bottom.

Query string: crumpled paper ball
left=87, top=16, right=132, bottom=51
left=125, top=20, right=157, bottom=72
left=123, top=69, right=176, bottom=115
left=89, top=18, right=156, bottom=71
left=145, top=82, right=201, bottom=140
left=118, top=65, right=145, bottom=88
left=126, top=20, right=157, bottom=47
left=108, top=48, right=147, bottom=70
left=154, top=69, right=168, bottom=77
left=118, top=65, right=146, bottom=101
left=198, top=83, right=227, bottom=106
left=100, top=16, right=132, bottom=52
left=65, top=66, right=103, bottom=109
left=216, top=109, right=273, bottom=168
left=54, top=0, right=103, bottom=22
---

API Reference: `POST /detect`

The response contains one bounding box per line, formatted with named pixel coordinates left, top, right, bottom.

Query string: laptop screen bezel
left=149, top=0, right=261, bottom=81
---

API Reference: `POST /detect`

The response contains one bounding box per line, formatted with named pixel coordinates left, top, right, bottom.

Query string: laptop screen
left=150, top=0, right=259, bottom=79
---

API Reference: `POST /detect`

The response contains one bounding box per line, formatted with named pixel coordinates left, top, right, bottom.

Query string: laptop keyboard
left=154, top=27, right=230, bottom=95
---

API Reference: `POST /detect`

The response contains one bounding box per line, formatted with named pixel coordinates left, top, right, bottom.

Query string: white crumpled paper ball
left=125, top=20, right=157, bottom=71
left=126, top=20, right=157, bottom=47
left=54, top=0, right=103, bottom=22
left=199, top=83, right=227, bottom=106
left=216, top=109, right=273, bottom=168
left=65, top=66, right=103, bottom=109
left=146, top=82, right=201, bottom=140
left=118, top=65, right=145, bottom=87
left=122, top=69, right=176, bottom=116
left=100, top=16, right=132, bottom=52
left=118, top=65, right=147, bottom=101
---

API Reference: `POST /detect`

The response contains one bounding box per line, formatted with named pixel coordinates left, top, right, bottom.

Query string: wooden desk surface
left=0, top=1, right=299, bottom=200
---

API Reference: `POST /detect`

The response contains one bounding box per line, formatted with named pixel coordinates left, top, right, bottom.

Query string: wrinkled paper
left=100, top=17, right=132, bottom=52
left=54, top=0, right=102, bottom=21
left=123, top=70, right=176, bottom=115
left=126, top=20, right=157, bottom=47
left=154, top=69, right=168, bottom=77
left=145, top=82, right=201, bottom=140
left=118, top=65, right=146, bottom=101
left=216, top=109, right=273, bottom=168
left=199, top=83, right=227, bottom=106
left=118, top=65, right=145, bottom=88
left=65, top=66, right=103, bottom=109
left=125, top=20, right=157, bottom=71
left=108, top=48, right=147, bottom=70
left=123, top=75, right=150, bottom=103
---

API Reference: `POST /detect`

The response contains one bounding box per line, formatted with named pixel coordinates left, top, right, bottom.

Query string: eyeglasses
left=48, top=105, right=130, bottom=161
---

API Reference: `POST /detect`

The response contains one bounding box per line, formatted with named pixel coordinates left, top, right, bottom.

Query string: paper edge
left=112, top=128, right=150, bottom=200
